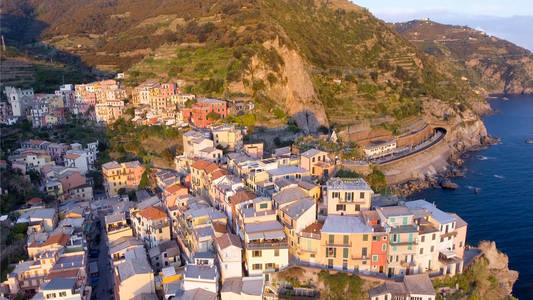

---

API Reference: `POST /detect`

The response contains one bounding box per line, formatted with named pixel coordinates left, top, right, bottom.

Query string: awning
left=263, top=230, right=285, bottom=240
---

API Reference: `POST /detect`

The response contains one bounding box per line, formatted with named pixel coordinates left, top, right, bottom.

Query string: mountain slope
left=2, top=0, right=485, bottom=133
left=391, top=20, right=533, bottom=95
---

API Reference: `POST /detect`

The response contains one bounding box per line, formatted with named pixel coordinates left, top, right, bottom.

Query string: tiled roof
left=301, top=221, right=323, bottom=234
left=322, top=215, right=372, bottom=234
left=229, top=190, right=256, bottom=205
left=165, top=184, right=186, bottom=194
left=216, top=233, right=242, bottom=250
left=210, top=168, right=229, bottom=180
left=301, top=148, right=325, bottom=158
left=27, top=197, right=42, bottom=205
left=64, top=153, right=81, bottom=160
left=138, top=206, right=167, bottom=220
left=40, top=232, right=70, bottom=247
left=102, top=161, right=121, bottom=170
left=191, top=159, right=211, bottom=170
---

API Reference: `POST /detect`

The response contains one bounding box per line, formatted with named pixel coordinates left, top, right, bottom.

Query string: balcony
left=389, top=240, right=418, bottom=246
left=326, top=242, right=352, bottom=247
left=299, top=232, right=321, bottom=240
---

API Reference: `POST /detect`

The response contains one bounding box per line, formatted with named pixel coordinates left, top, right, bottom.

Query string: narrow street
left=91, top=213, right=114, bottom=300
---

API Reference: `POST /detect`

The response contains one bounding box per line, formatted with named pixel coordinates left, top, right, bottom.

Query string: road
left=91, top=214, right=114, bottom=300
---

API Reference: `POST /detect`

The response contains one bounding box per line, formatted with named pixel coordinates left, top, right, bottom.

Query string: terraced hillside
left=392, top=20, right=533, bottom=95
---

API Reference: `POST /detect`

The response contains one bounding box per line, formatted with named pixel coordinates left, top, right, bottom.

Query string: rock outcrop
left=478, top=241, right=519, bottom=295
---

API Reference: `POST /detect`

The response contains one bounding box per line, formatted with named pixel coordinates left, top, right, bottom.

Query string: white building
left=215, top=233, right=243, bottom=282
left=4, top=86, right=34, bottom=117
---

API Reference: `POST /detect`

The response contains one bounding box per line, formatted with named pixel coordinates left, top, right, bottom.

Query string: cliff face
left=478, top=241, right=519, bottom=296
left=392, top=20, right=533, bottom=95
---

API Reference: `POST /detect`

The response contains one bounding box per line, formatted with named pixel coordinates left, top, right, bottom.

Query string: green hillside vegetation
left=2, top=0, right=485, bottom=129
left=391, top=20, right=533, bottom=95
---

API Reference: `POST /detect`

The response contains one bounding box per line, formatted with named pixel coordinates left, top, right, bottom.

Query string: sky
left=353, top=0, right=533, bottom=51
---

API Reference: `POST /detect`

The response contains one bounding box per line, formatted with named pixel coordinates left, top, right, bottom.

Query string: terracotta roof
left=28, top=197, right=43, bottom=205
left=216, top=233, right=242, bottom=249
left=43, top=233, right=70, bottom=247
left=229, top=190, right=256, bottom=205
left=165, top=184, right=186, bottom=194
left=204, top=163, right=219, bottom=174
left=138, top=206, right=167, bottom=220
left=212, top=221, right=227, bottom=234
left=210, top=169, right=229, bottom=180
left=64, top=153, right=81, bottom=160
left=191, top=160, right=211, bottom=170
left=301, top=221, right=323, bottom=234
left=46, top=269, right=79, bottom=280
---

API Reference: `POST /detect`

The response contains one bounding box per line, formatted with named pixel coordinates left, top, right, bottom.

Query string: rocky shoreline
left=392, top=134, right=500, bottom=196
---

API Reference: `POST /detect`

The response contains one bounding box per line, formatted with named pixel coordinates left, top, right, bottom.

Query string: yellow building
left=102, top=160, right=145, bottom=196
left=293, top=222, right=322, bottom=265
left=211, top=125, right=243, bottom=151
left=318, top=215, right=373, bottom=272
left=326, top=177, right=373, bottom=215
left=243, top=220, right=289, bottom=277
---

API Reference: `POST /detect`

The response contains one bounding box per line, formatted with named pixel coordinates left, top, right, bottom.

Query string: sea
left=410, top=95, right=533, bottom=299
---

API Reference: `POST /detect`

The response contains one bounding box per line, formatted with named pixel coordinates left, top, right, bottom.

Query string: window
left=329, top=235, right=335, bottom=244
left=326, top=247, right=336, bottom=258
left=332, top=192, right=340, bottom=198
left=408, top=245, right=412, bottom=251
left=420, top=248, right=424, bottom=254
left=342, top=259, right=348, bottom=270
left=362, top=247, right=367, bottom=258
left=328, top=259, right=333, bottom=268
left=372, top=255, right=378, bottom=262
left=265, top=263, right=275, bottom=269
left=274, top=249, right=279, bottom=256
left=336, top=204, right=345, bottom=212
left=430, top=246, right=435, bottom=252
left=459, top=241, right=463, bottom=247
left=382, top=244, right=387, bottom=251
left=355, top=204, right=360, bottom=211
left=360, top=192, right=365, bottom=199
left=59, top=292, right=67, bottom=297
left=259, top=203, right=268, bottom=209
left=393, top=246, right=397, bottom=251
left=159, top=228, right=163, bottom=233
left=390, top=217, right=395, bottom=222
left=363, top=234, right=368, bottom=241
left=252, top=250, right=262, bottom=257
left=252, top=264, right=262, bottom=270
left=432, top=233, right=436, bottom=240
left=343, top=248, right=349, bottom=258
left=343, top=235, right=349, bottom=245
left=421, top=235, right=425, bottom=242
left=345, top=192, right=353, bottom=202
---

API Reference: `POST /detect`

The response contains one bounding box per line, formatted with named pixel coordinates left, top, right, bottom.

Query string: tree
left=138, top=167, right=151, bottom=190
left=207, top=111, right=221, bottom=121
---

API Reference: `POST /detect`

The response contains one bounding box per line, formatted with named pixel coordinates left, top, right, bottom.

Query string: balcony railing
left=247, top=240, right=289, bottom=250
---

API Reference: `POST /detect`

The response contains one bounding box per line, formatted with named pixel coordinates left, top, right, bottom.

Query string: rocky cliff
left=478, top=241, right=519, bottom=296
left=392, top=20, right=533, bottom=95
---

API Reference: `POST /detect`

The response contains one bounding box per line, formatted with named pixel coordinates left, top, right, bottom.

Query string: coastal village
left=0, top=79, right=485, bottom=300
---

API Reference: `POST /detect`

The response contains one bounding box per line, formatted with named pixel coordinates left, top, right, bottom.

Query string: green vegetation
left=335, top=169, right=361, bottom=178
left=106, top=118, right=181, bottom=167
left=433, top=257, right=516, bottom=300
left=318, top=270, right=365, bottom=300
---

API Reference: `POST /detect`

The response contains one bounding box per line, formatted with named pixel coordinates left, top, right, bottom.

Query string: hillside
left=1, top=0, right=487, bottom=133
left=391, top=20, right=533, bottom=95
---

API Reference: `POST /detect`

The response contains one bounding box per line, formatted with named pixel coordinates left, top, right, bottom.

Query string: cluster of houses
left=7, top=139, right=99, bottom=202
left=2, top=79, right=254, bottom=129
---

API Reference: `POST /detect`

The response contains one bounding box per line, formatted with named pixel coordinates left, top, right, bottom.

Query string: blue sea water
left=410, top=95, right=533, bottom=298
